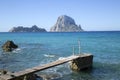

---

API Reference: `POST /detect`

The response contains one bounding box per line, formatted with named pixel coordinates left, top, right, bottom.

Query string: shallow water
left=0, top=31, right=120, bottom=80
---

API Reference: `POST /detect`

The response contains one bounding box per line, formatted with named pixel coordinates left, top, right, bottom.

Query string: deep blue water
left=0, top=31, right=120, bottom=80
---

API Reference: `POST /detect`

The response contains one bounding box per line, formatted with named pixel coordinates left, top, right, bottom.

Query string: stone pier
left=0, top=54, right=93, bottom=80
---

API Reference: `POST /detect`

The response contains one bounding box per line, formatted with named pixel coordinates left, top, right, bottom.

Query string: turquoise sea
left=0, top=31, right=120, bottom=80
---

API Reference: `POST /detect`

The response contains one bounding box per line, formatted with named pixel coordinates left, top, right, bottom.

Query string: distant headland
left=9, top=15, right=83, bottom=32
left=9, top=25, right=47, bottom=32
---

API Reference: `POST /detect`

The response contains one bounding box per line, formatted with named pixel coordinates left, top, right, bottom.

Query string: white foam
left=13, top=48, right=21, bottom=53
left=58, top=57, right=66, bottom=60
left=15, top=48, right=21, bottom=51
left=44, top=54, right=55, bottom=58
left=58, top=55, right=79, bottom=61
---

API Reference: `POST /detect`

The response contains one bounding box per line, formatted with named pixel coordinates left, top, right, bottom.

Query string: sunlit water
left=0, top=31, right=120, bottom=80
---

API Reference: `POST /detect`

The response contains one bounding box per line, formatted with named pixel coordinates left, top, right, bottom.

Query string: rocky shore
left=0, top=70, right=61, bottom=80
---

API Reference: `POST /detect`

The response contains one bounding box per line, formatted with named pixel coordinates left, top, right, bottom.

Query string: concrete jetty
left=0, top=54, right=93, bottom=80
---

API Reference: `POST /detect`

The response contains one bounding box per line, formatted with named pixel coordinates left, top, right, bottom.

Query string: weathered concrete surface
left=70, top=54, right=93, bottom=71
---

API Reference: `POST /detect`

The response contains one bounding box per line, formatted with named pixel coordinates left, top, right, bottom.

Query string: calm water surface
left=0, top=31, right=120, bottom=80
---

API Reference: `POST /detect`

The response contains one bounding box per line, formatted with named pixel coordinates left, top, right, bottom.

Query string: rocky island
left=50, top=15, right=83, bottom=32
left=9, top=25, right=47, bottom=32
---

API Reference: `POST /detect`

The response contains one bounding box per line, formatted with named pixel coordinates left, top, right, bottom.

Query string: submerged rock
left=2, top=40, right=18, bottom=52
left=37, top=73, right=61, bottom=80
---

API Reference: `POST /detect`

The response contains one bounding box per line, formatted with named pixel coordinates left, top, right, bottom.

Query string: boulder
left=2, top=40, right=18, bottom=52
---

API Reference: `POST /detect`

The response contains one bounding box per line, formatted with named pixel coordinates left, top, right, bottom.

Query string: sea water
left=0, top=31, right=120, bottom=80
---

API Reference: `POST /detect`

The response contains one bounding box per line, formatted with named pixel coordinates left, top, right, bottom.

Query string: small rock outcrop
left=0, top=70, right=8, bottom=75
left=9, top=25, right=47, bottom=32
left=2, top=40, right=18, bottom=52
left=50, top=15, right=83, bottom=32
left=0, top=70, right=41, bottom=80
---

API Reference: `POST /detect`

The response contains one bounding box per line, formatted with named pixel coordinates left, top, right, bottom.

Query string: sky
left=0, top=0, right=120, bottom=32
